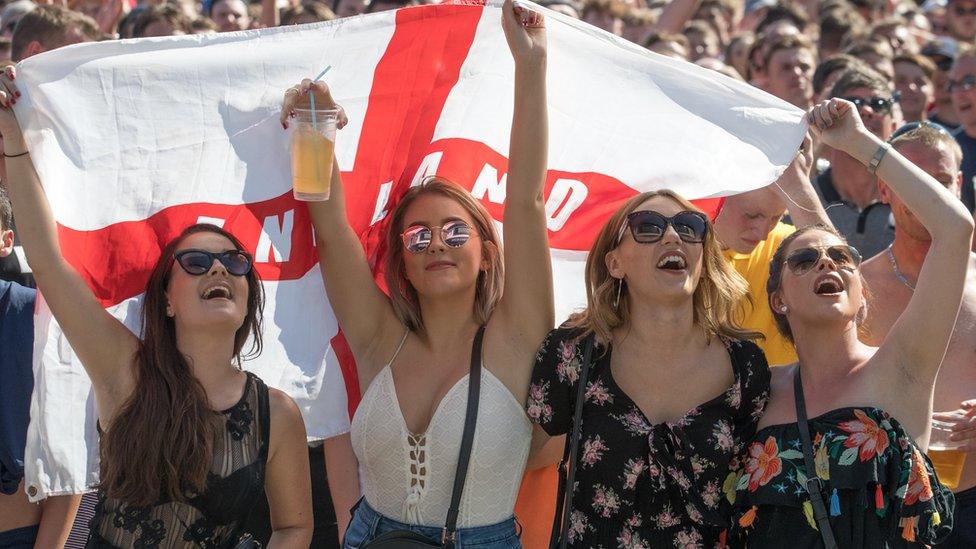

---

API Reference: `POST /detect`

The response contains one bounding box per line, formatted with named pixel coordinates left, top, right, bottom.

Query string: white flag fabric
left=16, top=0, right=805, bottom=500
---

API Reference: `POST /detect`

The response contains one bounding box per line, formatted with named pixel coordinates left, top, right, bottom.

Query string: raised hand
left=0, top=65, right=24, bottom=147
left=502, top=0, right=546, bottom=66
left=279, top=79, right=349, bottom=130
left=806, top=98, right=870, bottom=156
left=933, top=400, right=976, bottom=453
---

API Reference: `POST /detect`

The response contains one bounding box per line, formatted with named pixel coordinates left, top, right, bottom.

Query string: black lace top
left=527, top=327, right=771, bottom=548
left=87, top=372, right=270, bottom=549
left=731, top=407, right=955, bottom=548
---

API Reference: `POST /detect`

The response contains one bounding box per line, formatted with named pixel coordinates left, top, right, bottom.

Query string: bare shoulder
left=267, top=387, right=305, bottom=430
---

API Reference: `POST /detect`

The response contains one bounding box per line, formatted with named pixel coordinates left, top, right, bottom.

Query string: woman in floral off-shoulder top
left=527, top=189, right=771, bottom=548
left=729, top=99, right=969, bottom=547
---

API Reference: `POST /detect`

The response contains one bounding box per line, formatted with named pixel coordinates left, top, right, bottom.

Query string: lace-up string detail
left=405, top=432, right=429, bottom=523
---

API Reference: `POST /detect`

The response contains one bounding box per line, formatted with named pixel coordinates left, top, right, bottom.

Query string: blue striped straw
left=308, top=65, right=332, bottom=129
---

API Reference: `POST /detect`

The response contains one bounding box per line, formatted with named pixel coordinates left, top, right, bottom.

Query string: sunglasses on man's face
left=618, top=210, right=709, bottom=245
left=174, top=249, right=253, bottom=276
left=785, top=245, right=861, bottom=277
left=401, top=220, right=476, bottom=254
left=948, top=74, right=976, bottom=93
left=840, top=95, right=897, bottom=116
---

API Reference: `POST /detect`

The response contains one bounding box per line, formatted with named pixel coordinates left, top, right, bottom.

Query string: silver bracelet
left=866, top=143, right=890, bottom=175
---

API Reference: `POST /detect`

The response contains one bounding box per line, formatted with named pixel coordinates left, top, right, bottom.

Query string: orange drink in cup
left=291, top=108, right=338, bottom=201
left=929, top=419, right=967, bottom=490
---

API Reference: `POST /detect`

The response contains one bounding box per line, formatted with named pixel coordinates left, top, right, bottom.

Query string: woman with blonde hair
left=528, top=189, right=770, bottom=547
left=279, top=1, right=552, bottom=546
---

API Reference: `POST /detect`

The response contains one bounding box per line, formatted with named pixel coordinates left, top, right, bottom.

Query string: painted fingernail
left=14, top=91, right=19, bottom=97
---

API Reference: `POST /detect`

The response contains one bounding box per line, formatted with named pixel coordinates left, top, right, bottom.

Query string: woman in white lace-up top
left=278, top=1, right=552, bottom=546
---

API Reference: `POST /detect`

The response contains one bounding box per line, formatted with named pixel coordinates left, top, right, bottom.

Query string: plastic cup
left=929, top=419, right=967, bottom=490
left=290, top=108, right=338, bottom=201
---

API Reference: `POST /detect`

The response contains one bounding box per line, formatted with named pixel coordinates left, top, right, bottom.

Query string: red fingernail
left=15, top=91, right=19, bottom=97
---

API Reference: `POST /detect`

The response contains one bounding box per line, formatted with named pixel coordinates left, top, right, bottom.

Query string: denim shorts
left=343, top=498, right=521, bottom=549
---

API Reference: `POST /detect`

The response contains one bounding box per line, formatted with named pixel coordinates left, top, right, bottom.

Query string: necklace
left=887, top=245, right=915, bottom=291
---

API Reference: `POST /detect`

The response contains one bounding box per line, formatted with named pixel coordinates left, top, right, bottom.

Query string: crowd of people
left=2, top=0, right=976, bottom=548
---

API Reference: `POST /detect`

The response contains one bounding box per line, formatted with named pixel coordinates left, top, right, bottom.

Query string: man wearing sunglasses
left=714, top=135, right=832, bottom=367
left=949, top=45, right=976, bottom=214
left=922, top=37, right=962, bottom=133
left=814, top=65, right=899, bottom=258
left=948, top=0, right=976, bottom=43
left=859, top=123, right=976, bottom=549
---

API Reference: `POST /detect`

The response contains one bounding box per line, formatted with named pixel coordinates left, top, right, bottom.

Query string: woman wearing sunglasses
left=731, top=99, right=969, bottom=547
left=0, top=67, right=314, bottom=547
left=527, top=189, right=769, bottom=547
left=278, top=2, right=552, bottom=547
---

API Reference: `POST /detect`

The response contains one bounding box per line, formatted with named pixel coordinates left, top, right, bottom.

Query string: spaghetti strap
left=386, top=330, right=409, bottom=368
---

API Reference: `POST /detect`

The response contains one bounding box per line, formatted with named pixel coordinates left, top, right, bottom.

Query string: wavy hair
left=99, top=223, right=265, bottom=506
left=567, top=190, right=760, bottom=346
left=384, top=177, right=504, bottom=334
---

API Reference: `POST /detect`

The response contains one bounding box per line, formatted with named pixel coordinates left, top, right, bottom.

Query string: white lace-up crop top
left=350, top=332, right=532, bottom=528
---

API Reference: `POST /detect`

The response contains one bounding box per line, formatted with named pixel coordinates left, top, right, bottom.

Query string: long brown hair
left=99, top=224, right=265, bottom=506
left=567, top=190, right=760, bottom=346
left=384, top=177, right=504, bottom=334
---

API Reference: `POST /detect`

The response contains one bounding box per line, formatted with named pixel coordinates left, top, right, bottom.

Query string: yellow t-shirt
left=723, top=222, right=798, bottom=367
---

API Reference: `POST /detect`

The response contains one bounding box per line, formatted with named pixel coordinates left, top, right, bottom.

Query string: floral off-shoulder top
left=731, top=407, right=955, bottom=548
left=528, top=327, right=771, bottom=548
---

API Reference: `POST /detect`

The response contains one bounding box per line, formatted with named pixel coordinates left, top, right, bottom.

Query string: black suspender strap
left=550, top=333, right=595, bottom=549
left=441, top=326, right=485, bottom=548
left=794, top=370, right=839, bottom=549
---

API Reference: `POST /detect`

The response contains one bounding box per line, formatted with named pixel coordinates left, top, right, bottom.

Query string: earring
left=779, top=306, right=788, bottom=313
left=613, top=279, right=623, bottom=309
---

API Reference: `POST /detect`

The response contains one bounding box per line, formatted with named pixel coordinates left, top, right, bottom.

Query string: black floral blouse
left=528, top=327, right=771, bottom=548
left=731, top=407, right=955, bottom=548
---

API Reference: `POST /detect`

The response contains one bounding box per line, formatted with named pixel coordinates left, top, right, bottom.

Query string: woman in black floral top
left=528, top=189, right=770, bottom=548
left=729, top=100, right=968, bottom=547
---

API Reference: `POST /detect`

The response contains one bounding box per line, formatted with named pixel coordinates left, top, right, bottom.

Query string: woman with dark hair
left=528, top=189, right=770, bottom=547
left=731, top=99, right=969, bottom=546
left=0, top=68, right=313, bottom=548
left=278, top=1, right=552, bottom=547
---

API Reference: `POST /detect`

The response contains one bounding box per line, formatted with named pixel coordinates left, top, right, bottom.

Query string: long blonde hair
left=567, top=190, right=760, bottom=346
left=384, top=177, right=504, bottom=334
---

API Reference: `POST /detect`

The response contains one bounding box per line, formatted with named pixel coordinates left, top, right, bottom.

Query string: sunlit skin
left=165, top=232, right=250, bottom=337
left=211, top=0, right=250, bottom=32
left=863, top=141, right=976, bottom=492
left=399, top=193, right=492, bottom=304
left=950, top=55, right=976, bottom=136
left=765, top=47, right=815, bottom=109
left=605, top=196, right=704, bottom=307
left=728, top=35, right=755, bottom=79
left=713, top=187, right=787, bottom=254
left=894, top=60, right=934, bottom=122
left=949, top=0, right=976, bottom=42
left=878, top=141, right=961, bottom=241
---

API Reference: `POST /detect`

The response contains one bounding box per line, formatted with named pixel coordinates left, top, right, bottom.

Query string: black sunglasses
left=400, top=220, right=477, bottom=254
left=174, top=249, right=253, bottom=276
left=840, top=94, right=898, bottom=116
left=618, top=210, right=709, bottom=245
left=785, top=245, right=861, bottom=276
left=948, top=74, right=976, bottom=93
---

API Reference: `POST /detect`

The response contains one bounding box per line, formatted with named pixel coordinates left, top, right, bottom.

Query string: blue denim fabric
left=343, top=498, right=521, bottom=549
left=941, top=485, right=976, bottom=548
